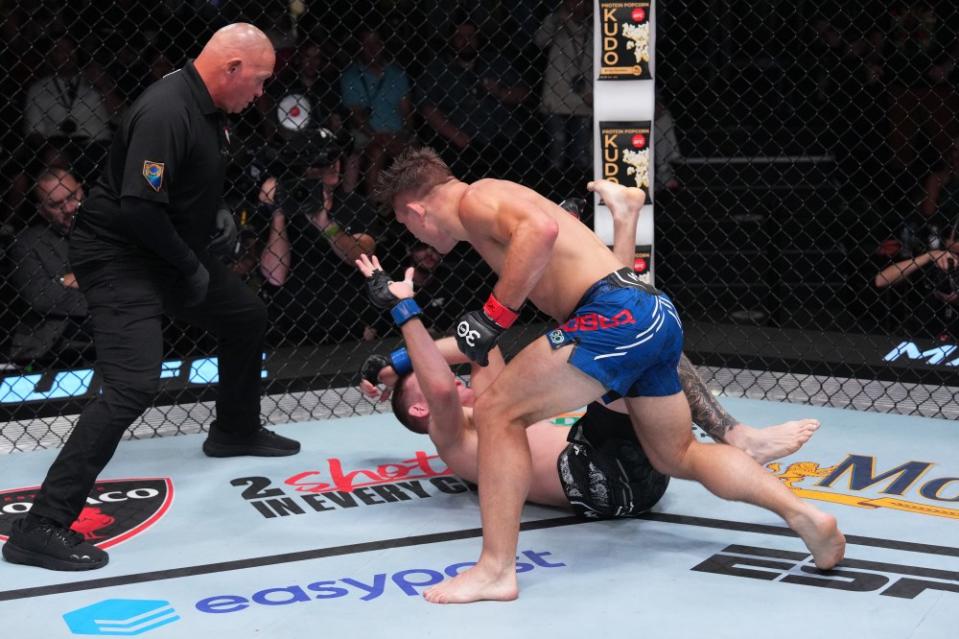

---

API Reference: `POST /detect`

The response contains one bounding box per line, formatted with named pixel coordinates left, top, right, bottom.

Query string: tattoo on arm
left=677, top=354, right=738, bottom=441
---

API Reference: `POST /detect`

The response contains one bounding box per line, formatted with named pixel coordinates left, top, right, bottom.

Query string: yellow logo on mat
left=767, top=455, right=959, bottom=520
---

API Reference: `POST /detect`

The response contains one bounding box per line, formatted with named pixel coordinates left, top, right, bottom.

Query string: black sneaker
left=202, top=426, right=300, bottom=458
left=2, top=517, right=109, bottom=571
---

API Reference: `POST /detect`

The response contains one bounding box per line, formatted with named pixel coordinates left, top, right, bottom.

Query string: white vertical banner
left=593, top=1, right=655, bottom=283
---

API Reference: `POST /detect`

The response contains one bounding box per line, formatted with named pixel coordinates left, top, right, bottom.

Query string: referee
left=2, top=24, right=298, bottom=572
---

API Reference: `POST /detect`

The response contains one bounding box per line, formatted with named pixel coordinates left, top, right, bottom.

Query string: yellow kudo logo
left=767, top=454, right=959, bottom=520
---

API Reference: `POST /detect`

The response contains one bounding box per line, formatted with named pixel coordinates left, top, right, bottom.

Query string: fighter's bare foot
left=587, top=179, right=645, bottom=219
left=725, top=419, right=821, bottom=464
left=423, top=564, right=518, bottom=604
left=787, top=507, right=846, bottom=570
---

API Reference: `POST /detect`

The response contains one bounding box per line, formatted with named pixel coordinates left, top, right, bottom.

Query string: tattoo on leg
left=678, top=354, right=738, bottom=441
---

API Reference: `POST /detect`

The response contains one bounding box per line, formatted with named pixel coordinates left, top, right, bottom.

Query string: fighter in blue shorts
left=377, top=148, right=846, bottom=603
left=356, top=188, right=820, bottom=524
left=546, top=268, right=683, bottom=403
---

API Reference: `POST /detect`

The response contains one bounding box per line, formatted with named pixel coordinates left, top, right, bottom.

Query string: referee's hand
left=183, top=263, right=210, bottom=307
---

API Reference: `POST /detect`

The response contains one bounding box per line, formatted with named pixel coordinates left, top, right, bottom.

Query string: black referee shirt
left=78, top=61, right=230, bottom=258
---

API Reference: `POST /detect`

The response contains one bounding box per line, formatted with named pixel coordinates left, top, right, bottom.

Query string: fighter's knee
left=472, top=387, right=518, bottom=428
left=645, top=438, right=697, bottom=478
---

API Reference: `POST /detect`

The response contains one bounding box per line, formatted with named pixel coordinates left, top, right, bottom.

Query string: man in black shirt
left=2, top=24, right=298, bottom=573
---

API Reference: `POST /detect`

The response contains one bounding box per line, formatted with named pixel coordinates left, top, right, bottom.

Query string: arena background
left=1, top=0, right=958, bottom=454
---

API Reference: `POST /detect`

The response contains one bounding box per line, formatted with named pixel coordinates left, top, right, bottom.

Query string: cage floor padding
left=1, top=398, right=956, bottom=638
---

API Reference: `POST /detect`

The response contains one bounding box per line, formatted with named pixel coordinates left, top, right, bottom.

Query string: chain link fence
left=2, top=1, right=957, bottom=452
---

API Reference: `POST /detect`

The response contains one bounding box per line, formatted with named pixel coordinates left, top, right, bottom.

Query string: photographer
left=874, top=218, right=959, bottom=340
left=256, top=127, right=383, bottom=345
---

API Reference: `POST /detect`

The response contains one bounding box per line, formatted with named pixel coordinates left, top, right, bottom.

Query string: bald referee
left=2, top=24, right=298, bottom=572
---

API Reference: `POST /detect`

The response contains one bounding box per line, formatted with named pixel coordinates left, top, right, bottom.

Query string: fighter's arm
left=356, top=255, right=466, bottom=447
left=398, top=304, right=468, bottom=448
left=461, top=186, right=559, bottom=311
left=452, top=188, right=559, bottom=364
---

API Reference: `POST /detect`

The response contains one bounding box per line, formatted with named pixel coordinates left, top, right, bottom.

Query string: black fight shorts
left=557, top=402, right=669, bottom=519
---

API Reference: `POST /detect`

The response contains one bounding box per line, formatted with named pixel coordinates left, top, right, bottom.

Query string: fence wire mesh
left=1, top=1, right=957, bottom=452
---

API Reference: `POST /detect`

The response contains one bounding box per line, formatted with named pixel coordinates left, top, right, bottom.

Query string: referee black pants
left=29, top=252, right=267, bottom=527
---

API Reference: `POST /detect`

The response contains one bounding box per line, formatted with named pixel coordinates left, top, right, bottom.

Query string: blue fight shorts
left=545, top=268, right=683, bottom=400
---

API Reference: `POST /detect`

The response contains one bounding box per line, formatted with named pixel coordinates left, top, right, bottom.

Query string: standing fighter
left=353, top=178, right=819, bottom=516
left=2, top=24, right=298, bottom=572
left=375, top=148, right=845, bottom=603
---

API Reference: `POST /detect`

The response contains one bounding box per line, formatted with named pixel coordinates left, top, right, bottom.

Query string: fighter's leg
left=676, top=354, right=820, bottom=463
left=624, top=393, right=845, bottom=569
left=423, top=336, right=607, bottom=604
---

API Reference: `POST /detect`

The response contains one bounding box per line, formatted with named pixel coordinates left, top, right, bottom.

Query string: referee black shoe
left=202, top=425, right=300, bottom=458
left=2, top=517, right=109, bottom=571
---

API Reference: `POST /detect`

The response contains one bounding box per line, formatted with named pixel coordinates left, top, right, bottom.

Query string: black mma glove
left=359, top=353, right=391, bottom=385
left=182, top=263, right=210, bottom=307
left=366, top=268, right=402, bottom=309
left=207, top=207, right=238, bottom=256
left=455, top=294, right=519, bottom=366
left=358, top=348, right=413, bottom=386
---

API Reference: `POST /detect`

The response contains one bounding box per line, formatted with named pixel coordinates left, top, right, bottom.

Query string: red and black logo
left=0, top=478, right=173, bottom=549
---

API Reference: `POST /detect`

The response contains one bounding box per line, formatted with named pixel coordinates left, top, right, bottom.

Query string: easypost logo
left=194, top=549, right=565, bottom=613
left=63, top=599, right=179, bottom=636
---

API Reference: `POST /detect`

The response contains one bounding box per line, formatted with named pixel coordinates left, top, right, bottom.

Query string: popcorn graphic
left=623, top=22, right=650, bottom=64
left=623, top=148, right=650, bottom=190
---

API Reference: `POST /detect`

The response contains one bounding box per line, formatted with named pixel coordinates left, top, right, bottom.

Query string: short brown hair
left=374, top=147, right=453, bottom=210
left=390, top=374, right=430, bottom=434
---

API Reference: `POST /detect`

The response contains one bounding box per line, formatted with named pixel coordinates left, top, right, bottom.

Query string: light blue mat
left=1, top=398, right=956, bottom=638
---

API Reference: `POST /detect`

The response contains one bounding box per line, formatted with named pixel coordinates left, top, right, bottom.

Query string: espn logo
left=692, top=544, right=959, bottom=600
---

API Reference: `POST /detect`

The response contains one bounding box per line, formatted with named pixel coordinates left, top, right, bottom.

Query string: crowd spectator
left=881, top=1, right=959, bottom=172
left=873, top=215, right=958, bottom=341
left=534, top=0, right=593, bottom=174
left=7, top=168, right=92, bottom=364
left=23, top=33, right=121, bottom=144
left=920, top=142, right=959, bottom=234
left=417, top=20, right=530, bottom=182
left=3, top=143, right=73, bottom=234
left=341, top=28, right=413, bottom=195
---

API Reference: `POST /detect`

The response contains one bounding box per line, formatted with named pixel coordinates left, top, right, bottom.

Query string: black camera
left=278, top=127, right=346, bottom=172
left=273, top=127, right=350, bottom=216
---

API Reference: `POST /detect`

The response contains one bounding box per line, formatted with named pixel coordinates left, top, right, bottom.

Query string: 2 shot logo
left=693, top=545, right=959, bottom=600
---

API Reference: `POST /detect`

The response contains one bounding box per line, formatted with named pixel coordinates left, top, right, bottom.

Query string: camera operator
left=874, top=218, right=959, bottom=340
left=254, top=126, right=383, bottom=345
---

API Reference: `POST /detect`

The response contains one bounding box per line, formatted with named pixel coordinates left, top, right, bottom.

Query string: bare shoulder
left=465, top=179, right=553, bottom=214
left=459, top=180, right=504, bottom=224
